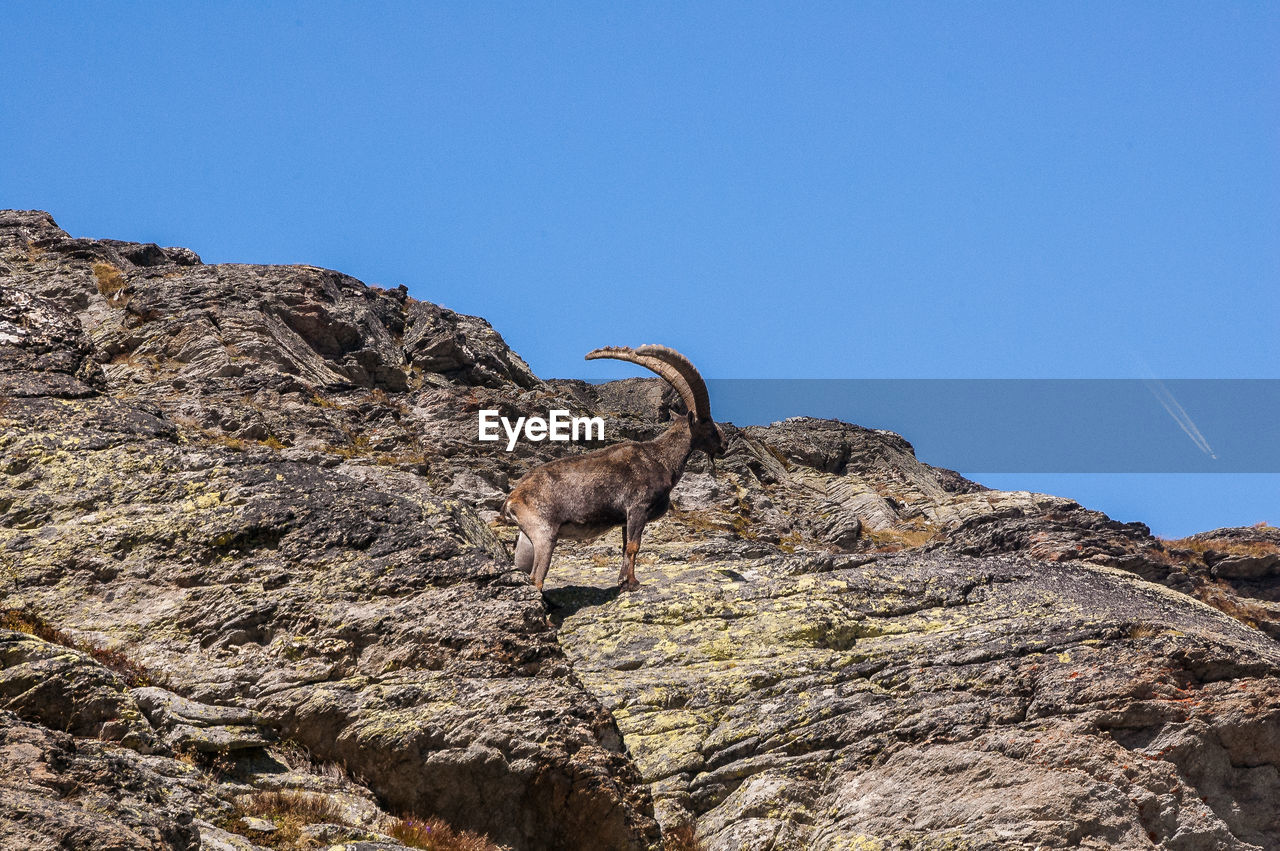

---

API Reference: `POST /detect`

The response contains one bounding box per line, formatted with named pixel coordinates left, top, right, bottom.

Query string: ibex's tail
left=499, top=494, right=518, bottom=526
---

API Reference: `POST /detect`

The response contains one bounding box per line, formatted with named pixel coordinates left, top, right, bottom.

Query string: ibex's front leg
left=619, top=511, right=647, bottom=592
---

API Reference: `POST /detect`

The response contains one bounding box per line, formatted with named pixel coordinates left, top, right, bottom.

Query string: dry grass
left=222, top=789, right=500, bottom=851
left=92, top=262, right=128, bottom=304
left=1161, top=535, right=1279, bottom=561
left=1127, top=623, right=1162, bottom=640
left=310, top=393, right=343, bottom=409
left=260, top=435, right=287, bottom=450
left=325, top=432, right=373, bottom=458
left=374, top=450, right=431, bottom=467
left=0, top=606, right=168, bottom=688
left=663, top=822, right=707, bottom=851
left=864, top=524, right=939, bottom=552
left=226, top=790, right=344, bottom=848
left=665, top=506, right=759, bottom=541
left=384, top=815, right=501, bottom=851
left=667, top=506, right=729, bottom=533
left=1194, top=581, right=1275, bottom=631
left=777, top=530, right=808, bottom=553
left=212, top=433, right=248, bottom=451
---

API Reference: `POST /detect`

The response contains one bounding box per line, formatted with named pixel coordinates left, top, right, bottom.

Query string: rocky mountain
left=2, top=210, right=1279, bottom=850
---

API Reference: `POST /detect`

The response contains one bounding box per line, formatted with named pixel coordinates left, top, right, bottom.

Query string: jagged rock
left=0, top=212, right=659, bottom=851
left=4, top=210, right=1280, bottom=850
left=405, top=300, right=540, bottom=388
left=132, top=686, right=275, bottom=753
left=192, top=822, right=270, bottom=851
left=546, top=547, right=1280, bottom=849
left=0, top=630, right=157, bottom=752
left=0, top=710, right=199, bottom=850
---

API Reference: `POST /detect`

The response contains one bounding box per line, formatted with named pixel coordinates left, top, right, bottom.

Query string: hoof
left=619, top=579, right=641, bottom=592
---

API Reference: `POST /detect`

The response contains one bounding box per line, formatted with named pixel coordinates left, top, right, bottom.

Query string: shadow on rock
left=545, top=584, right=622, bottom=620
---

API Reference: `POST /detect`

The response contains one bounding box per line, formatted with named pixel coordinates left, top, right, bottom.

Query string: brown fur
left=503, top=412, right=724, bottom=591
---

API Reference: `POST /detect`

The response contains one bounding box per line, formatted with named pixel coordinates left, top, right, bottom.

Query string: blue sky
left=2, top=3, right=1276, bottom=535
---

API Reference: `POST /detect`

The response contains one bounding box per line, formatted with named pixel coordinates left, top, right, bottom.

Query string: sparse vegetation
left=1160, top=535, right=1279, bottom=561
left=1194, top=581, right=1275, bottom=631
left=663, top=822, right=706, bottom=851
left=218, top=788, right=500, bottom=851
left=385, top=815, right=501, bottom=851
left=1127, top=623, right=1162, bottom=639
left=213, top=433, right=248, bottom=451
left=325, top=430, right=373, bottom=458
left=224, top=790, right=344, bottom=848
left=109, top=350, right=163, bottom=369
left=864, top=523, right=939, bottom=552
left=667, top=506, right=731, bottom=534
left=0, top=605, right=168, bottom=687
left=777, top=529, right=807, bottom=553
left=310, top=392, right=342, bottom=409
left=92, top=262, right=129, bottom=304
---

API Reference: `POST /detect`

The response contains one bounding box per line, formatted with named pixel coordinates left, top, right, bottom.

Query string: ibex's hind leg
left=528, top=526, right=558, bottom=592
left=619, top=527, right=634, bottom=588
left=514, top=531, right=534, bottom=574
left=619, top=512, right=646, bottom=592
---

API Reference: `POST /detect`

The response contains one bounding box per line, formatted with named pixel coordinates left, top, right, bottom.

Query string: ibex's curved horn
left=586, top=345, right=703, bottom=418
left=634, top=345, right=711, bottom=421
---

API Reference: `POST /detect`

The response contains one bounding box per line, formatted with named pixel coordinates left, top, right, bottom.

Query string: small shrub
left=384, top=815, right=500, bottom=851
left=777, top=530, right=806, bottom=553
left=92, top=262, right=128, bottom=304
left=223, top=790, right=345, bottom=848
left=260, top=435, right=287, bottom=450
left=1, top=606, right=70, bottom=645
left=0, top=606, right=168, bottom=688
left=663, top=822, right=706, bottom=851
left=242, top=789, right=343, bottom=823
left=310, top=393, right=342, bottom=409
left=221, top=789, right=500, bottom=851
left=325, top=432, right=373, bottom=458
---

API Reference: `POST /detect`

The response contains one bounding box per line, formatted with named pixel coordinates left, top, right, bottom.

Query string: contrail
left=1144, top=378, right=1217, bottom=460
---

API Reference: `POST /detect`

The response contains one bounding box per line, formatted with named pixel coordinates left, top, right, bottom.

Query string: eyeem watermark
left=478, top=409, right=605, bottom=451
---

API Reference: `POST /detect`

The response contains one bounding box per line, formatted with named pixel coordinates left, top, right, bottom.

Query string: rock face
left=3, top=210, right=1280, bottom=850
left=0, top=211, right=656, bottom=851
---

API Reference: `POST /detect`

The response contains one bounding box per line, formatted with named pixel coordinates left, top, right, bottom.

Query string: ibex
left=502, top=345, right=724, bottom=592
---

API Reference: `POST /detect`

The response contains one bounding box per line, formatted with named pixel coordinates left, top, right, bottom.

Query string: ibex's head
left=688, top=411, right=725, bottom=458
left=586, top=344, right=725, bottom=460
